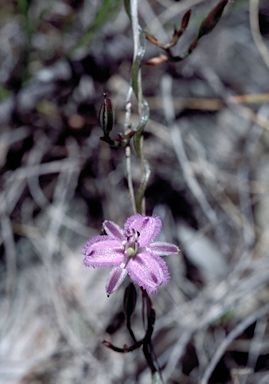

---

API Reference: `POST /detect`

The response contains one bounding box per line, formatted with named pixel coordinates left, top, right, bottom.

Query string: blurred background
left=1, top=0, right=269, bottom=383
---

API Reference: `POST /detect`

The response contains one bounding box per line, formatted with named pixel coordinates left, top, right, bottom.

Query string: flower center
left=124, top=228, right=140, bottom=258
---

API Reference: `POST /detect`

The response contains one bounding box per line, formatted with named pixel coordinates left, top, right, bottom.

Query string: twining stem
left=124, top=0, right=142, bottom=215
left=130, top=0, right=143, bottom=113
left=124, top=0, right=150, bottom=215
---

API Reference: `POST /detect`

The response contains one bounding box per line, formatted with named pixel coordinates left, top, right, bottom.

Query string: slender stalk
left=139, top=137, right=146, bottom=215
left=125, top=145, right=137, bottom=214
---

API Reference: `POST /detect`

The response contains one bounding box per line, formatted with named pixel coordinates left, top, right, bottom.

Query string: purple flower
left=82, top=214, right=179, bottom=295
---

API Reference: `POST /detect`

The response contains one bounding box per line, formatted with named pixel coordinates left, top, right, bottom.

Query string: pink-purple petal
left=103, top=220, right=124, bottom=240
left=82, top=236, right=121, bottom=255
left=83, top=252, right=123, bottom=267
left=82, top=235, right=109, bottom=255
left=83, top=236, right=124, bottom=267
left=148, top=242, right=179, bottom=256
left=124, top=214, right=162, bottom=247
left=126, top=251, right=170, bottom=293
left=106, top=265, right=128, bottom=295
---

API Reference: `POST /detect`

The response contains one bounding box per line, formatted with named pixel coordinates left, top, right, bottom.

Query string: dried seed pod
left=188, top=0, right=228, bottom=54
left=181, top=9, right=192, bottom=32
left=198, top=0, right=228, bottom=39
left=99, top=92, right=114, bottom=137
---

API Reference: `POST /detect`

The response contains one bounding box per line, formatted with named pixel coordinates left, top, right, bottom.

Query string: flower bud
left=105, top=311, right=125, bottom=334
left=99, top=93, right=114, bottom=137
left=123, top=283, right=137, bottom=318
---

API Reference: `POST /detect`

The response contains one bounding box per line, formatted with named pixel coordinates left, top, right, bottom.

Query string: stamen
left=124, top=228, right=140, bottom=258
